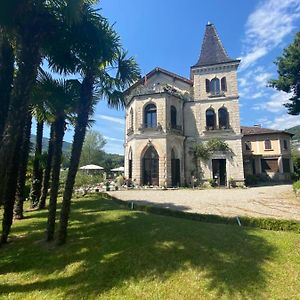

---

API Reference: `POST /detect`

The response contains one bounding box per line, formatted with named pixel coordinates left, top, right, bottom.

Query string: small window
left=221, top=77, right=227, bottom=92
left=206, top=108, right=216, bottom=130
left=283, top=140, right=288, bottom=150
left=210, top=78, right=220, bottom=96
left=170, top=106, right=177, bottom=128
left=144, top=103, right=157, bottom=128
left=264, top=139, right=272, bottom=150
left=129, top=108, right=134, bottom=128
left=245, top=141, right=251, bottom=151
left=205, top=79, right=210, bottom=93
left=218, top=107, right=229, bottom=129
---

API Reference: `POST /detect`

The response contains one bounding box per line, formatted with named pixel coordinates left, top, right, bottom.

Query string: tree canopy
left=269, top=31, right=300, bottom=115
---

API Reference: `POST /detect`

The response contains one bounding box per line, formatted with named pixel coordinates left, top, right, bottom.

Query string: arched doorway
left=171, top=148, right=180, bottom=187
left=142, top=146, right=159, bottom=185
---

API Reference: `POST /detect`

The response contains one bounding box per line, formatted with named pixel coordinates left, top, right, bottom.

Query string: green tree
left=269, top=31, right=300, bottom=115
left=80, top=130, right=106, bottom=166
left=57, top=7, right=140, bottom=245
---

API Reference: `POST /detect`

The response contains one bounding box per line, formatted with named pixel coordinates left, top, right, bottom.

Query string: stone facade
left=123, top=24, right=246, bottom=187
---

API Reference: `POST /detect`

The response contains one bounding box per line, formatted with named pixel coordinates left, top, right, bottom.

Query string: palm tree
left=31, top=71, right=80, bottom=241
left=0, top=28, right=14, bottom=140
left=38, top=123, right=55, bottom=210
left=14, top=111, right=32, bottom=219
left=0, top=0, right=92, bottom=243
left=57, top=9, right=140, bottom=244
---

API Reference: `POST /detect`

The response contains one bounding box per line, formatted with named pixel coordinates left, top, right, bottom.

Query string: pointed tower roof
left=193, top=23, right=238, bottom=68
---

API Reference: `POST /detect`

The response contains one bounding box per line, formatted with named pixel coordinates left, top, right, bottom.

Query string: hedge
left=103, top=193, right=300, bottom=233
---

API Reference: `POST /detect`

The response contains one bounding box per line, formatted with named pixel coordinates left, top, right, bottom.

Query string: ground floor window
left=261, top=159, right=278, bottom=173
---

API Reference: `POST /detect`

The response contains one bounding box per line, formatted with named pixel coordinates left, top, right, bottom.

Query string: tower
left=184, top=23, right=244, bottom=185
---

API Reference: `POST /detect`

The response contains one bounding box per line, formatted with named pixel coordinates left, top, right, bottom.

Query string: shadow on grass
left=0, top=195, right=275, bottom=298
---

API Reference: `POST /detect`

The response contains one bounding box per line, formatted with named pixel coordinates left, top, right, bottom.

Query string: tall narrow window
left=210, top=78, right=220, bottom=96
left=170, top=106, right=177, bottom=129
left=264, top=139, right=272, bottom=150
left=221, top=77, right=227, bottom=92
left=206, top=108, right=216, bottom=130
left=205, top=79, right=210, bottom=93
left=144, top=103, right=157, bottom=128
left=218, top=107, right=229, bottom=129
left=128, top=148, right=133, bottom=179
left=129, top=108, right=134, bottom=129
left=283, top=140, right=288, bottom=150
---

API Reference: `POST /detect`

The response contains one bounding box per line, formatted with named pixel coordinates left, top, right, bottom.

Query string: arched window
left=206, top=108, right=216, bottom=130
left=218, top=107, right=229, bottom=129
left=221, top=77, right=227, bottom=92
left=144, top=103, right=157, bottom=128
left=143, top=146, right=159, bottom=186
left=129, top=108, right=134, bottom=129
left=170, top=106, right=177, bottom=128
left=210, top=78, right=220, bottom=96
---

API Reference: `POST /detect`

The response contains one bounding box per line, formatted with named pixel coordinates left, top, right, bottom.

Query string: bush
left=293, top=180, right=300, bottom=196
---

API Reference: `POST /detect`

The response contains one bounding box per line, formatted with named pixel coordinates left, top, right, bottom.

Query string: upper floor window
left=129, top=108, right=134, bottom=128
left=245, top=141, right=252, bottom=151
left=210, top=78, right=220, bottom=96
left=264, top=139, right=272, bottom=150
left=218, top=107, right=229, bottom=129
left=283, top=140, right=288, bottom=150
left=206, top=77, right=227, bottom=96
left=221, top=77, right=227, bottom=92
left=144, top=103, right=157, bottom=128
left=206, top=108, right=216, bottom=130
left=170, top=106, right=177, bottom=129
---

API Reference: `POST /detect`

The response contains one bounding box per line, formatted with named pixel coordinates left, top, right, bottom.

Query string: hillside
left=287, top=125, right=300, bottom=140
left=30, top=135, right=72, bottom=153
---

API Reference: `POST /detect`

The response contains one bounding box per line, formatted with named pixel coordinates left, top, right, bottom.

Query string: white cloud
left=104, top=136, right=124, bottom=143
left=267, top=114, right=300, bottom=130
left=240, top=0, right=300, bottom=70
left=96, top=114, right=124, bottom=125
left=252, top=91, right=292, bottom=112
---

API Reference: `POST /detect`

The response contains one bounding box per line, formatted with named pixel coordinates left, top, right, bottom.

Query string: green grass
left=0, top=194, right=300, bottom=299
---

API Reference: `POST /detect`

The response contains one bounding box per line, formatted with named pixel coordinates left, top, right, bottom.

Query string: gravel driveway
left=109, top=185, right=300, bottom=221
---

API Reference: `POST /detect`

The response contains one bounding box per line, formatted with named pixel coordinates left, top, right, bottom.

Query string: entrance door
left=171, top=159, right=180, bottom=187
left=143, top=146, right=159, bottom=185
left=212, top=159, right=226, bottom=186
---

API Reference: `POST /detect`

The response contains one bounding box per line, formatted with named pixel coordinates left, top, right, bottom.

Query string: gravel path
left=109, top=185, right=300, bottom=221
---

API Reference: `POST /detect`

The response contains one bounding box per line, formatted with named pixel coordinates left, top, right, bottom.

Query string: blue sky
left=37, top=0, right=300, bottom=154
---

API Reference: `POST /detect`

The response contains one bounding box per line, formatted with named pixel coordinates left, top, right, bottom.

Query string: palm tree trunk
left=14, top=112, right=32, bottom=219
left=46, top=116, right=65, bottom=241
left=38, top=123, right=55, bottom=209
left=57, top=72, right=94, bottom=245
left=0, top=31, right=14, bottom=140
left=30, top=120, right=44, bottom=207
left=0, top=132, right=24, bottom=244
left=0, top=37, right=41, bottom=207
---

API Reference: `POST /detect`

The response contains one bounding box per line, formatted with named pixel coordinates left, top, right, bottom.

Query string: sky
left=36, top=0, right=300, bottom=155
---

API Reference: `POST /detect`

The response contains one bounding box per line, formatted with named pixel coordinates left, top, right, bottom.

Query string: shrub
left=293, top=180, right=300, bottom=196
left=107, top=195, right=300, bottom=233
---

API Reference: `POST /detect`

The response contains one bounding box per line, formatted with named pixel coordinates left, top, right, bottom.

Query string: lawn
left=0, top=194, right=300, bottom=299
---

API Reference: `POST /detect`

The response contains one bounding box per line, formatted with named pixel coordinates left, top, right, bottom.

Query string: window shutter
left=221, top=77, right=227, bottom=91
left=205, top=79, right=210, bottom=93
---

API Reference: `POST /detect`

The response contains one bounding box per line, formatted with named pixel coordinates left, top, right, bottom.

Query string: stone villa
left=123, top=23, right=293, bottom=187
